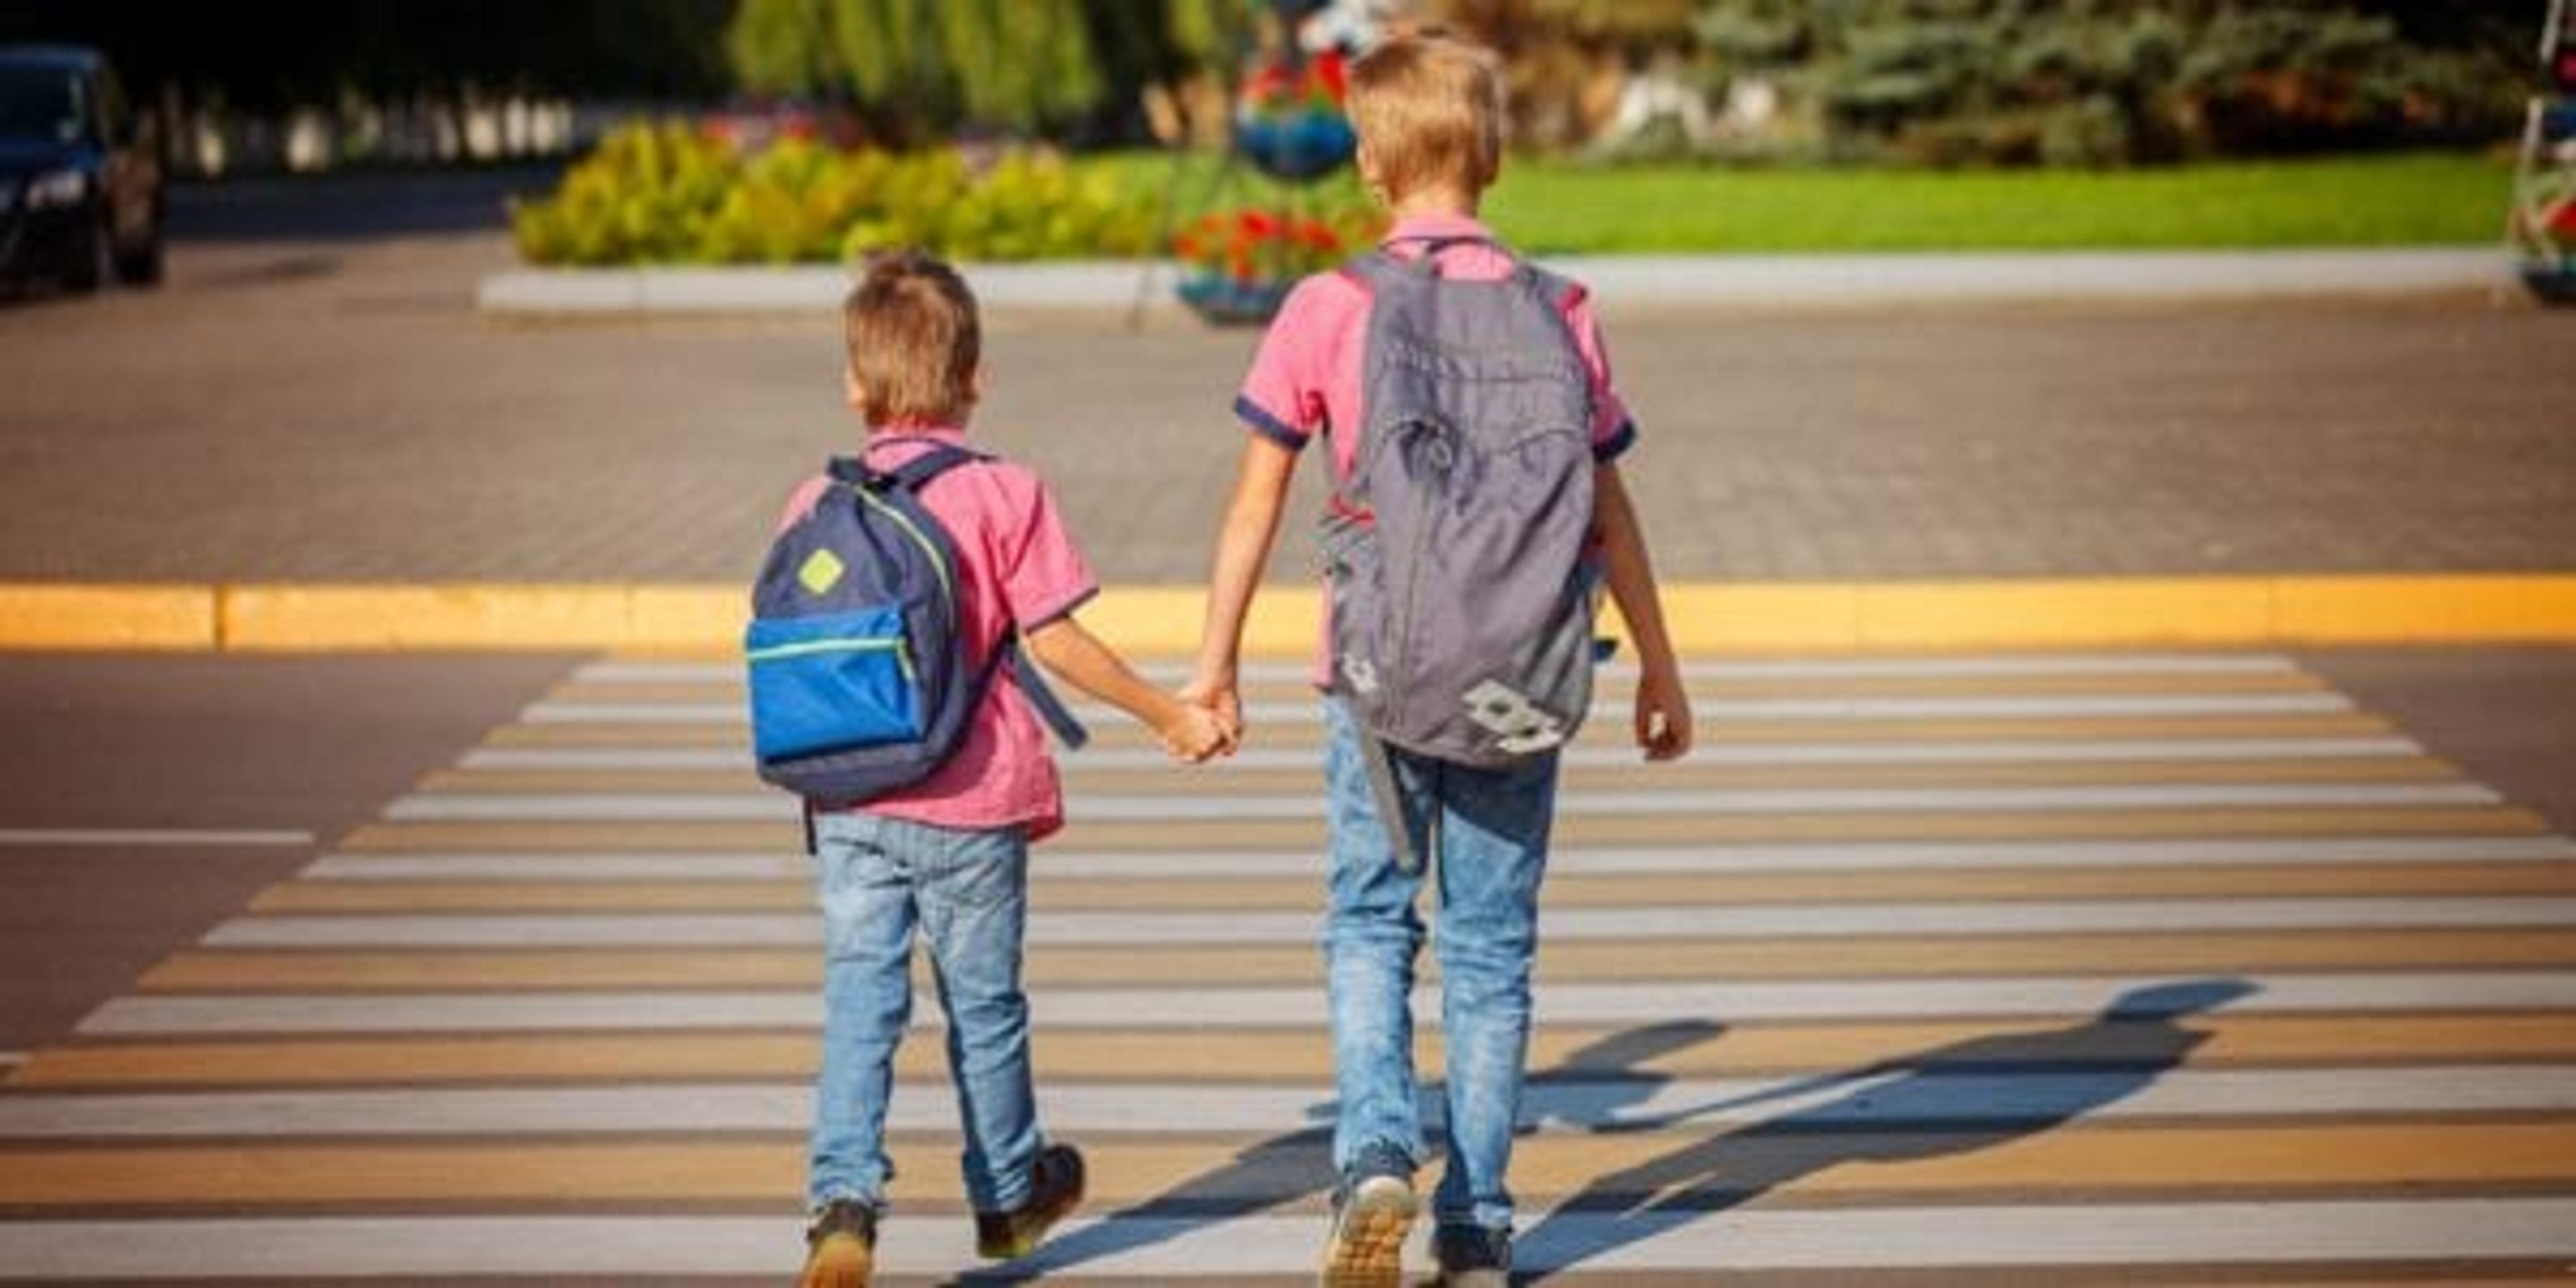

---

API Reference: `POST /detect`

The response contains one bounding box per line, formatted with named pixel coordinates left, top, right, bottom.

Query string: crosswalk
left=6, top=651, right=2576, bottom=1283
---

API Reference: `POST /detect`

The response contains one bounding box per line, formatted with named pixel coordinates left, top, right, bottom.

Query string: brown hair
left=843, top=250, right=980, bottom=427
left=1347, top=32, right=1505, bottom=203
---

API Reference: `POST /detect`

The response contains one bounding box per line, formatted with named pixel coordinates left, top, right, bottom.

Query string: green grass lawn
left=1101, top=150, right=2512, bottom=253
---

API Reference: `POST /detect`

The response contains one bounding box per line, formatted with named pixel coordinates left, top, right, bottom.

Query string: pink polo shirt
left=1233, top=213, right=1638, bottom=480
left=777, top=426, right=1097, bottom=841
left=1233, top=214, right=1639, bottom=680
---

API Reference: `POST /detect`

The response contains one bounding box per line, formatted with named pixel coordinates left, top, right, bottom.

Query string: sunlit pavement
left=5, top=651, right=2576, bottom=1283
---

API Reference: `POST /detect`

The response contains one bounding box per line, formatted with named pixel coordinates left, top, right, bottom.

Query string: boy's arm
left=1595, top=461, right=1693, bottom=761
left=1026, top=614, right=1231, bottom=762
left=1186, top=434, right=1301, bottom=737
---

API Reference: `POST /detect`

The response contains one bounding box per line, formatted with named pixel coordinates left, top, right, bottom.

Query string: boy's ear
left=843, top=369, right=867, bottom=414
left=965, top=365, right=986, bottom=409
left=1355, top=140, right=1384, bottom=193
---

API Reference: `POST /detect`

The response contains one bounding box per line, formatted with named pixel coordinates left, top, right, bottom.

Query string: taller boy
left=1187, top=31, right=1696, bottom=1288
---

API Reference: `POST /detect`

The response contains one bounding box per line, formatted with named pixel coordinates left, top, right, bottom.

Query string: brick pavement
left=1, top=223, right=2571, bottom=585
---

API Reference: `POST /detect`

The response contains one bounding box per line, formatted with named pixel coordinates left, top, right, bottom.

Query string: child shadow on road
left=963, top=978, right=2251, bottom=1283
left=1515, top=977, right=2261, bottom=1281
left=961, top=1020, right=1727, bottom=1283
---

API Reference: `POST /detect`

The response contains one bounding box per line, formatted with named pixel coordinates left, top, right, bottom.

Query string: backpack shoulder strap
left=885, top=443, right=992, bottom=492
left=997, top=633, right=1089, bottom=751
left=1338, top=248, right=1409, bottom=294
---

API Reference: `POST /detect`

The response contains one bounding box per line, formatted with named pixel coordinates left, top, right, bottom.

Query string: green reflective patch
left=798, top=549, right=847, bottom=596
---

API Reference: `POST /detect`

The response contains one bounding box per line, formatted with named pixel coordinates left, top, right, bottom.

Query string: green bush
left=1690, top=0, right=2528, bottom=168
left=511, top=121, right=1163, bottom=266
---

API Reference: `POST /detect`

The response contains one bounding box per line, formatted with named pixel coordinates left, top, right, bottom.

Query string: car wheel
left=63, top=213, right=111, bottom=293
left=114, top=211, right=164, bottom=286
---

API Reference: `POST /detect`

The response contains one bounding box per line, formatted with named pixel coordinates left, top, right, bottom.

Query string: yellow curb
left=5, top=576, right=2576, bottom=653
left=0, top=584, right=215, bottom=651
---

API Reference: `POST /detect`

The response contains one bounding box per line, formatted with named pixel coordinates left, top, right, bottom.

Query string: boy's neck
left=869, top=418, right=967, bottom=438
left=1386, top=190, right=1482, bottom=224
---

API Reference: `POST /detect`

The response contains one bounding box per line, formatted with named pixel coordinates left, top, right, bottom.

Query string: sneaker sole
left=798, top=1232, right=873, bottom=1288
left=1321, top=1175, right=1418, bottom=1287
left=976, top=1155, right=1089, bottom=1261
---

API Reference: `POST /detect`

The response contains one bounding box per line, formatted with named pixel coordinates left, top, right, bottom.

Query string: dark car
left=0, top=45, right=161, bottom=292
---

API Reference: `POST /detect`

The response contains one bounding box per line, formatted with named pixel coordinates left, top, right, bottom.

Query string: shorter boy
left=790, top=252, right=1232, bottom=1288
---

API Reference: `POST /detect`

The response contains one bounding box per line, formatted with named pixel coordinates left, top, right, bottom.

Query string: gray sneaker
left=1432, top=1223, right=1511, bottom=1287
left=1320, top=1165, right=1418, bottom=1287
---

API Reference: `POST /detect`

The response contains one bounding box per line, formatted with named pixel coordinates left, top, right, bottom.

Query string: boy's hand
left=1159, top=698, right=1236, bottom=764
left=1179, top=674, right=1244, bottom=748
left=1635, top=664, right=1693, bottom=762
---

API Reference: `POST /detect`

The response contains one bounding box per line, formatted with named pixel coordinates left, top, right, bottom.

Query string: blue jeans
left=808, top=811, right=1041, bottom=1215
left=1322, top=699, right=1560, bottom=1234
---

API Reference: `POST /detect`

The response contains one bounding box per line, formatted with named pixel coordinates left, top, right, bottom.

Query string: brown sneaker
left=797, top=1200, right=876, bottom=1288
left=1320, top=1169, right=1418, bottom=1287
left=973, top=1142, right=1087, bottom=1261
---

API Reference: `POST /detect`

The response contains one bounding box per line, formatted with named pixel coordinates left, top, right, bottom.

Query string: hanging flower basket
left=1176, top=274, right=1299, bottom=325
left=1235, top=50, right=1356, bottom=182
left=1171, top=205, right=1382, bottom=325
left=2523, top=261, right=2576, bottom=307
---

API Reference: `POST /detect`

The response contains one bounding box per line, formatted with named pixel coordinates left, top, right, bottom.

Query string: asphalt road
left=0, top=655, right=569, bottom=1058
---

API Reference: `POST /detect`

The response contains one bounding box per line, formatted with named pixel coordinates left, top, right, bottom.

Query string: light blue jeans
left=807, top=810, right=1041, bottom=1215
left=1322, top=698, right=1560, bottom=1234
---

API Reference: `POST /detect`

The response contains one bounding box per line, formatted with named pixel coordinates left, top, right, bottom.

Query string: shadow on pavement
left=1515, top=977, right=2259, bottom=1281
left=969, top=978, right=2253, bottom=1283
left=969, top=1020, right=1726, bottom=1283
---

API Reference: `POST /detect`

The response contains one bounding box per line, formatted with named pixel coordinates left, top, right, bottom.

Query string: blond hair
left=1347, top=32, right=1505, bottom=203
left=843, top=250, right=979, bottom=427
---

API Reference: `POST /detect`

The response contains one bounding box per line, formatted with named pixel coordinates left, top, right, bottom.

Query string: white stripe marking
left=77, top=973, right=2576, bottom=1034
left=0, top=1066, right=2557, bottom=1140
left=201, top=896, right=2576, bottom=949
left=4, top=1199, right=2575, bottom=1277
left=381, top=782, right=2498, bottom=824
left=521, top=693, right=2354, bottom=725
left=0, top=828, right=313, bottom=849
left=298, top=835, right=2576, bottom=883
left=1, top=1067, right=2569, bottom=1140
left=580, top=653, right=2304, bottom=686
left=459, top=737, right=2428, bottom=773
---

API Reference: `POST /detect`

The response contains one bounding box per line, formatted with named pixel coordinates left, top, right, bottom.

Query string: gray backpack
left=1321, top=237, right=1601, bottom=851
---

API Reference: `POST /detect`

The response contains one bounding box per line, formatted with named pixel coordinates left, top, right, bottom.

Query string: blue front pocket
left=745, top=606, right=922, bottom=762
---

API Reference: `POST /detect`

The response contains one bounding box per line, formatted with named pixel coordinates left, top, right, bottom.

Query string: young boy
left=1185, top=32, right=1695, bottom=1288
left=790, top=251, right=1233, bottom=1288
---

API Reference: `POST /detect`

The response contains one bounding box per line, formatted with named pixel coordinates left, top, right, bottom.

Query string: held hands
left=1162, top=673, right=1243, bottom=767
left=1158, top=676, right=1242, bottom=765
left=1635, top=661, right=1694, bottom=762
left=1158, top=699, right=1236, bottom=764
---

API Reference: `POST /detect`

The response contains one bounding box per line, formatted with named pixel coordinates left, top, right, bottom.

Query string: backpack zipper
left=745, top=636, right=916, bottom=684
left=849, top=483, right=957, bottom=628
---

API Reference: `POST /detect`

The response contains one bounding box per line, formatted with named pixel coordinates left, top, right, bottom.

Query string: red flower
left=1314, top=51, right=1349, bottom=103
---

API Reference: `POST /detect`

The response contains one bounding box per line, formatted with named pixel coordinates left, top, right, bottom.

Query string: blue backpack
left=746, top=443, right=1085, bottom=810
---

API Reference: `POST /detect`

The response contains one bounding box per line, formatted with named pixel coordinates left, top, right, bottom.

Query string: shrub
left=511, top=121, right=1164, bottom=266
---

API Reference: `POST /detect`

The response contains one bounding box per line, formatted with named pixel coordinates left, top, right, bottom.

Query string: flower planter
left=2523, top=261, right=2576, bottom=307
left=1235, top=112, right=1358, bottom=182
left=1177, top=274, right=1296, bottom=325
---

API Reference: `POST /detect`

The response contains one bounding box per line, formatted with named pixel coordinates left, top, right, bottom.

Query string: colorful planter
left=1235, top=111, right=1358, bottom=182
left=1177, top=274, right=1296, bottom=325
left=2522, top=262, right=2576, bottom=307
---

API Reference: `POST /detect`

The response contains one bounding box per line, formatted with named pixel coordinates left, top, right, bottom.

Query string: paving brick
left=2, top=231, right=2571, bottom=586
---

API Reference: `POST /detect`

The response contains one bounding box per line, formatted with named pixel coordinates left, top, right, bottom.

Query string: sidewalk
left=1, top=229, right=2572, bottom=651
left=478, top=248, right=2513, bottom=319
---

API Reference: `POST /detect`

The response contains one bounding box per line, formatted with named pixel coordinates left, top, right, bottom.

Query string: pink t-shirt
left=1234, top=213, right=1638, bottom=480
left=777, top=425, right=1097, bottom=842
